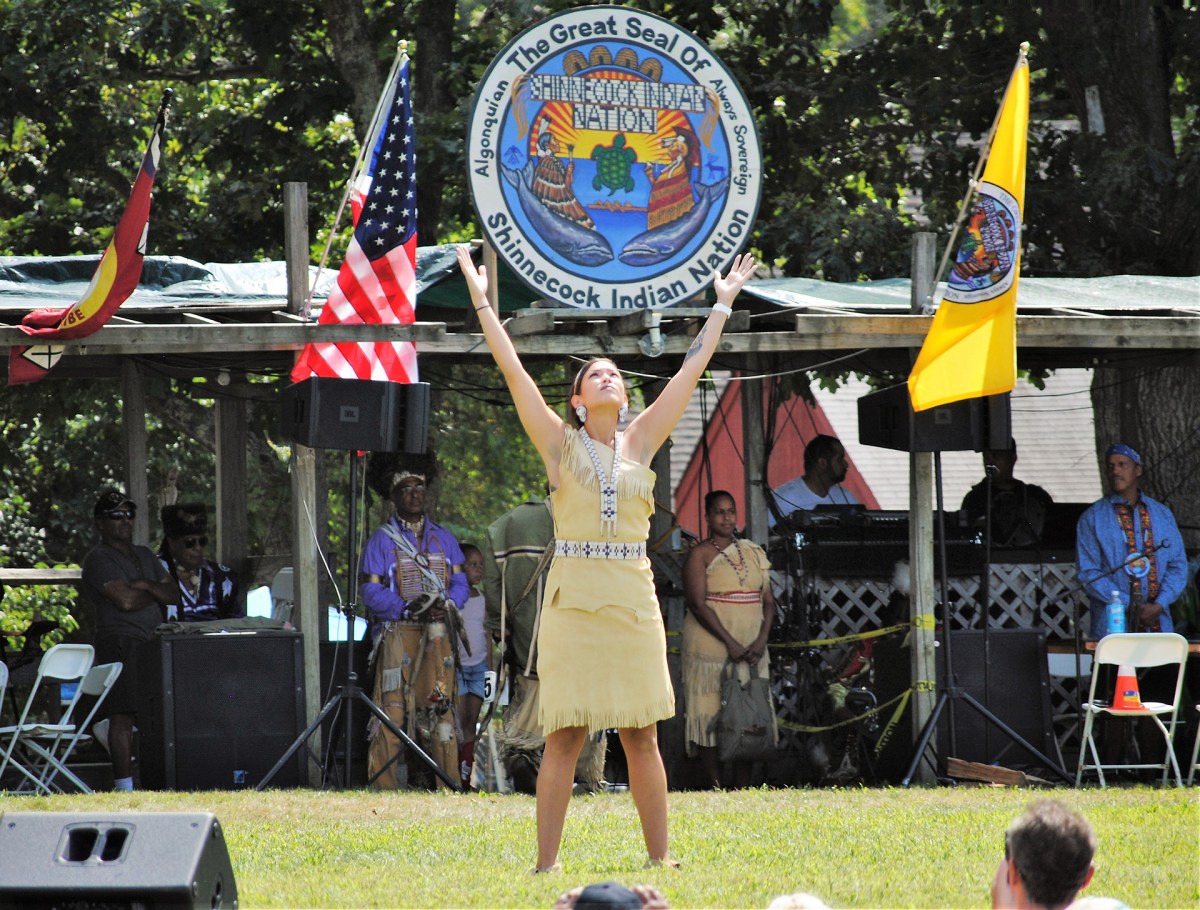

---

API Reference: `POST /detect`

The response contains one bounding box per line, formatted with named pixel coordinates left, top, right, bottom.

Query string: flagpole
left=925, top=43, right=1029, bottom=314
left=156, top=88, right=174, bottom=126
left=305, top=41, right=411, bottom=316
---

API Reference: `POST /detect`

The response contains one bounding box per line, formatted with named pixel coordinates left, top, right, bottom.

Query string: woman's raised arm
left=456, top=245, right=565, bottom=471
left=626, top=253, right=756, bottom=464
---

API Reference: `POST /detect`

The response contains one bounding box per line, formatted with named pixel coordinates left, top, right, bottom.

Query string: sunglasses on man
left=178, top=535, right=208, bottom=549
left=101, top=510, right=136, bottom=521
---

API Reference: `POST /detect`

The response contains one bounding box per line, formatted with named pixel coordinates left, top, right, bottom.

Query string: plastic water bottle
left=1106, top=590, right=1126, bottom=636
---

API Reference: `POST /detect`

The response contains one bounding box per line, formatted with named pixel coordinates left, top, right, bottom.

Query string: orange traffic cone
left=1112, top=664, right=1145, bottom=710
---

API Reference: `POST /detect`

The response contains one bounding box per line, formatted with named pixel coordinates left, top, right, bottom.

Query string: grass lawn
left=0, top=785, right=1195, bottom=908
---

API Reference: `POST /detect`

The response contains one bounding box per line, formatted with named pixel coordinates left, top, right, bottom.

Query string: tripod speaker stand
left=857, top=385, right=1072, bottom=785
left=259, top=378, right=456, bottom=790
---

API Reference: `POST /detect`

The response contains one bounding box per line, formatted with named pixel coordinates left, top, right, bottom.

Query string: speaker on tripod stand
left=260, top=377, right=458, bottom=790
left=857, top=384, right=1072, bottom=784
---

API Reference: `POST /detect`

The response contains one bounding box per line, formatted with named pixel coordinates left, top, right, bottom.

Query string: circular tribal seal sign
left=944, top=181, right=1021, bottom=304
left=466, top=6, right=762, bottom=309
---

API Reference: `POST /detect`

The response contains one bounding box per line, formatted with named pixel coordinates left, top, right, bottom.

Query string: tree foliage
left=1, top=0, right=1196, bottom=631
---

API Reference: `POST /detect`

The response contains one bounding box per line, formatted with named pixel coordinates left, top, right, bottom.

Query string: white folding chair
left=1074, top=632, right=1188, bottom=788
left=1186, top=704, right=1200, bottom=787
left=0, top=643, right=94, bottom=794
left=28, top=661, right=122, bottom=793
left=1046, top=649, right=1093, bottom=769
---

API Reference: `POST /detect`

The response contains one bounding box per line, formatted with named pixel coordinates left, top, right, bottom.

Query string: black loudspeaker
left=871, top=630, right=1053, bottom=779
left=0, top=811, right=237, bottom=908
left=857, top=383, right=1010, bottom=452
left=280, top=377, right=430, bottom=452
left=137, top=631, right=306, bottom=790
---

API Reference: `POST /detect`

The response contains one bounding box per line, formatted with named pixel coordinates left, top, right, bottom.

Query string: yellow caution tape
left=769, top=623, right=909, bottom=650
left=775, top=689, right=913, bottom=734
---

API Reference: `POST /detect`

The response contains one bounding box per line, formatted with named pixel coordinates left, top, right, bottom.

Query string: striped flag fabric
left=8, top=93, right=170, bottom=385
left=908, top=48, right=1029, bottom=412
left=291, top=57, right=419, bottom=383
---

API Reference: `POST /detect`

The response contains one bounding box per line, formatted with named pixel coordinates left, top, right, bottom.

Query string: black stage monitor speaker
left=0, top=811, right=237, bottom=908
left=138, top=631, right=306, bottom=790
left=872, top=629, right=1053, bottom=779
left=857, top=383, right=1010, bottom=452
left=281, top=377, right=430, bottom=452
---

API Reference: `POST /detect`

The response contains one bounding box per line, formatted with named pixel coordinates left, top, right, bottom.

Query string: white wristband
left=712, top=303, right=733, bottom=317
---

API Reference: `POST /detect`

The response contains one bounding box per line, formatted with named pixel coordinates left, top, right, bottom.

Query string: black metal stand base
left=901, top=686, right=1073, bottom=786
left=256, top=678, right=458, bottom=791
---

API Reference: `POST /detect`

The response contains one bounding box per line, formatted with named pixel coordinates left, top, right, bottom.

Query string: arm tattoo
left=684, top=324, right=709, bottom=363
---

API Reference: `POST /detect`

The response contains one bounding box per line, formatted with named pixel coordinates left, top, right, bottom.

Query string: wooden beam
left=0, top=322, right=450, bottom=354
left=791, top=314, right=1200, bottom=349
left=284, top=182, right=309, bottom=317
left=0, top=568, right=82, bottom=584
left=121, top=361, right=151, bottom=545
left=215, top=392, right=248, bottom=603
left=505, top=311, right=557, bottom=337
left=1, top=313, right=1193, bottom=359
left=908, top=231, right=937, bottom=784
left=289, top=443, right=323, bottom=785
left=741, top=368, right=768, bottom=543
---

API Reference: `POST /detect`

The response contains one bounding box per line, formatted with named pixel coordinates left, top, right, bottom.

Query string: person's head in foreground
left=553, top=880, right=669, bottom=910
left=993, top=799, right=1096, bottom=910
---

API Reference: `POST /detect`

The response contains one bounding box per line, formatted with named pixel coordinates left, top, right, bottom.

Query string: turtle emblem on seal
left=590, top=133, right=638, bottom=195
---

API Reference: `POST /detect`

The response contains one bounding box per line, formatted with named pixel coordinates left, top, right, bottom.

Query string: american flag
left=291, top=58, right=418, bottom=382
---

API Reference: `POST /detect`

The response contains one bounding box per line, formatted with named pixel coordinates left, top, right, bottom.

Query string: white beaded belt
left=554, top=539, right=646, bottom=560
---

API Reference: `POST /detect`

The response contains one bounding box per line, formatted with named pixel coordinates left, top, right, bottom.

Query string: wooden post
left=120, top=360, right=150, bottom=546
left=908, top=231, right=938, bottom=782
left=284, top=182, right=310, bottom=318
left=215, top=391, right=248, bottom=599
left=284, top=180, right=322, bottom=782
left=740, top=362, right=768, bottom=545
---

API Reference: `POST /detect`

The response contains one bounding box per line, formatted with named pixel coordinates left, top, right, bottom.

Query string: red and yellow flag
left=8, top=93, right=170, bottom=385
left=908, top=49, right=1029, bottom=412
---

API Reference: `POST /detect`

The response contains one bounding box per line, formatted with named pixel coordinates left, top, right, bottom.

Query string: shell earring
left=618, top=403, right=629, bottom=421
left=575, top=404, right=588, bottom=424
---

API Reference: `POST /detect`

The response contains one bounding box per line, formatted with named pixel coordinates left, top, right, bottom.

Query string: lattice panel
left=793, top=561, right=1089, bottom=768
left=805, top=561, right=1084, bottom=640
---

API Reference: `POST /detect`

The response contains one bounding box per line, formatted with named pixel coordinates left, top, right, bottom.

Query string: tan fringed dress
left=681, top=539, right=774, bottom=751
left=537, top=430, right=675, bottom=734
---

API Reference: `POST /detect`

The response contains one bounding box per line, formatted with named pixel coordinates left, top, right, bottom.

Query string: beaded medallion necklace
left=579, top=426, right=622, bottom=537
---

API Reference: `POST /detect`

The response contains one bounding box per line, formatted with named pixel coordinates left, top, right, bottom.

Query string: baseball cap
left=574, top=882, right=643, bottom=910
left=94, top=490, right=136, bottom=517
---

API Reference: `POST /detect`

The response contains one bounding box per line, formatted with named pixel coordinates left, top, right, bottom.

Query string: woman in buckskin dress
left=681, top=489, right=776, bottom=790
left=456, top=243, right=756, bottom=873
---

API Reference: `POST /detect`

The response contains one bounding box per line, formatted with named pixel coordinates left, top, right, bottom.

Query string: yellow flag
left=908, top=50, right=1029, bottom=411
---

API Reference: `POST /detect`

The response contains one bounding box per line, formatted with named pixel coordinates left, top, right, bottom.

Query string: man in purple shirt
left=360, top=451, right=468, bottom=789
left=360, top=452, right=468, bottom=638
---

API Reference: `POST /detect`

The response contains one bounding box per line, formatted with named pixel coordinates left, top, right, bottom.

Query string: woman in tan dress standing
left=682, top=490, right=777, bottom=789
left=456, top=244, right=756, bottom=873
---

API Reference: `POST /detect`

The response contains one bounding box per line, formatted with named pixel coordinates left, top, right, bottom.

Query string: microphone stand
left=902, top=453, right=1073, bottom=785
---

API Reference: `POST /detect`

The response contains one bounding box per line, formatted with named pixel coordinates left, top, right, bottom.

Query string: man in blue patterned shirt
left=1075, top=443, right=1188, bottom=638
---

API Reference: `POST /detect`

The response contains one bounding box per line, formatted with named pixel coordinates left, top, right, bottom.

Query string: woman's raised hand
left=456, top=244, right=489, bottom=301
left=713, top=252, right=757, bottom=306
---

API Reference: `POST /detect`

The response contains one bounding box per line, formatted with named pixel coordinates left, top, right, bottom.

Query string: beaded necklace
left=710, top=537, right=751, bottom=589
left=579, top=426, right=622, bottom=537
